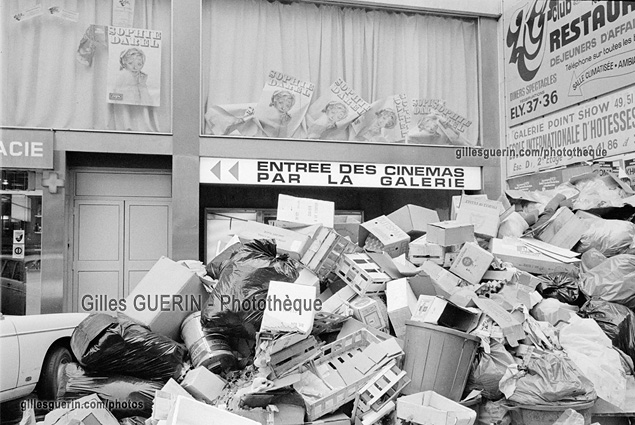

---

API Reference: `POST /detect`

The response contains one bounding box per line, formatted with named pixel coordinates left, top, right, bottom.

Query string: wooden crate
left=352, top=361, right=410, bottom=425
left=335, top=253, right=391, bottom=296
left=302, top=227, right=359, bottom=280
left=297, top=329, right=389, bottom=421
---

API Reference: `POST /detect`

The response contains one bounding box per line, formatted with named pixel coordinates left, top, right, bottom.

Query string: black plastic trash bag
left=536, top=272, right=586, bottom=306
left=70, top=313, right=186, bottom=381
left=579, top=298, right=635, bottom=366
left=61, top=362, right=158, bottom=418
left=201, top=239, right=299, bottom=339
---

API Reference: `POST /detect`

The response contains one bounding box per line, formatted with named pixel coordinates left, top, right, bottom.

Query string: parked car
left=0, top=255, right=41, bottom=315
left=0, top=312, right=88, bottom=403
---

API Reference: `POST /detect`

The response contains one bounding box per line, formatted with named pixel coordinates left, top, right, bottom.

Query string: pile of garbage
left=28, top=176, right=635, bottom=425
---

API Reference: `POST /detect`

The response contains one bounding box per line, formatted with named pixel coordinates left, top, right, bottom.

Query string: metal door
left=72, top=199, right=171, bottom=312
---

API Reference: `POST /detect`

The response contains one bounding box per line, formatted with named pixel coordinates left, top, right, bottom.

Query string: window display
left=1, top=0, right=171, bottom=133
left=202, top=0, right=479, bottom=146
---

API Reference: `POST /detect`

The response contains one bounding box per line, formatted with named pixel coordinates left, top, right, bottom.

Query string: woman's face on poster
left=418, top=115, right=440, bottom=134
left=274, top=95, right=294, bottom=113
left=124, top=54, right=144, bottom=72
left=326, top=106, right=347, bottom=122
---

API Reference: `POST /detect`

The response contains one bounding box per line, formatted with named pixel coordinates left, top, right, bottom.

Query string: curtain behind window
left=203, top=0, right=479, bottom=144
left=1, top=0, right=171, bottom=132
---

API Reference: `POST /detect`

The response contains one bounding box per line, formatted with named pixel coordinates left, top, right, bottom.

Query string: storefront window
left=1, top=1, right=172, bottom=133
left=202, top=0, right=479, bottom=146
left=1, top=170, right=42, bottom=315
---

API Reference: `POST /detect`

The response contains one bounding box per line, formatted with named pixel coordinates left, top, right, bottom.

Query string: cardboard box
left=406, top=273, right=438, bottom=299
left=443, top=251, right=459, bottom=268
left=386, top=278, right=417, bottom=339
left=536, top=207, right=585, bottom=250
left=396, top=391, right=477, bottom=425
left=41, top=394, right=119, bottom=425
left=320, top=285, right=356, bottom=315
left=181, top=366, right=226, bottom=404
left=473, top=297, right=525, bottom=346
left=349, top=296, right=389, bottom=331
left=427, top=221, right=474, bottom=247
left=277, top=194, right=335, bottom=227
left=455, top=195, right=502, bottom=239
left=489, top=238, right=579, bottom=275
left=234, top=404, right=306, bottom=425
left=481, top=268, right=540, bottom=290
left=166, top=395, right=260, bottom=425
left=498, top=283, right=542, bottom=309
left=388, top=204, right=440, bottom=239
left=449, top=242, right=494, bottom=285
left=295, top=267, right=320, bottom=289
left=261, top=281, right=317, bottom=335
left=419, top=261, right=464, bottom=299
left=360, top=215, right=410, bottom=258
left=408, top=235, right=447, bottom=265
left=236, top=220, right=312, bottom=259
left=412, top=295, right=481, bottom=333
left=123, top=257, right=207, bottom=341
left=451, top=194, right=488, bottom=220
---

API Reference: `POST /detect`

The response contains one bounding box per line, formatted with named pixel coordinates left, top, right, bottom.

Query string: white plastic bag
left=560, top=316, right=627, bottom=409
left=579, top=254, right=635, bottom=309
left=576, top=218, right=635, bottom=257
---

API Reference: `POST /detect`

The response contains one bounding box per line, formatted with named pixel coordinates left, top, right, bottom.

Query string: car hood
left=4, top=312, right=89, bottom=334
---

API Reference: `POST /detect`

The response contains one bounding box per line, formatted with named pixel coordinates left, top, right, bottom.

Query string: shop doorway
left=70, top=170, right=172, bottom=312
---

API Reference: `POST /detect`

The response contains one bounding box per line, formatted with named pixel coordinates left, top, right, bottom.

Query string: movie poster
left=407, top=99, right=474, bottom=146
left=254, top=71, right=315, bottom=138
left=352, top=94, right=410, bottom=143
left=305, top=78, right=371, bottom=141
left=106, top=26, right=162, bottom=107
left=204, top=103, right=259, bottom=136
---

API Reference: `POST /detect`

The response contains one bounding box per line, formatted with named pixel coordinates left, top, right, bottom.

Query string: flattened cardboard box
left=473, top=297, right=525, bottom=346
left=397, top=391, right=476, bottom=425
left=536, top=207, right=585, bottom=250
left=388, top=204, right=440, bottom=239
left=489, top=238, right=579, bottom=275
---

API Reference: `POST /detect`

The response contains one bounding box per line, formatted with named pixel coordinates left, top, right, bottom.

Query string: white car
left=0, top=312, right=88, bottom=403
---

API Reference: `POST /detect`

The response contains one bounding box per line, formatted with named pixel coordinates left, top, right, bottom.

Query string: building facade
left=1, top=0, right=503, bottom=314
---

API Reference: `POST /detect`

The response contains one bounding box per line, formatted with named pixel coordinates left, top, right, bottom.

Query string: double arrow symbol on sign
left=209, top=160, right=239, bottom=181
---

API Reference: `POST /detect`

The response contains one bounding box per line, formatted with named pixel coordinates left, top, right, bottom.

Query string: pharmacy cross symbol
left=42, top=172, right=65, bottom=194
